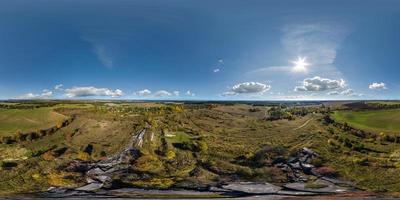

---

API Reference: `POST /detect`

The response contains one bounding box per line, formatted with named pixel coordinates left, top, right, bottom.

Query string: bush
left=77, top=151, right=90, bottom=161
left=26, top=132, right=39, bottom=141
left=314, top=166, right=338, bottom=177
left=0, top=136, right=15, bottom=144
left=236, top=166, right=253, bottom=177
left=15, top=131, right=27, bottom=142
left=43, top=151, right=56, bottom=161
left=131, top=178, right=175, bottom=189
left=354, top=157, right=369, bottom=166
left=100, top=151, right=107, bottom=157
left=48, top=171, right=80, bottom=187
left=196, top=141, right=208, bottom=152
left=83, top=144, right=94, bottom=155
left=166, top=150, right=176, bottom=160
left=0, top=161, right=18, bottom=170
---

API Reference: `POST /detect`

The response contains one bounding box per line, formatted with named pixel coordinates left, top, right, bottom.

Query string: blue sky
left=1, top=0, right=400, bottom=100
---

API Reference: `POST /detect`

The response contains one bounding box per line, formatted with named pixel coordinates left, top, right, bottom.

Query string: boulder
left=222, top=182, right=281, bottom=194
left=75, top=183, right=103, bottom=191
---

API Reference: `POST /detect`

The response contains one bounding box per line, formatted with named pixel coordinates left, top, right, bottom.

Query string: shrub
left=131, top=178, right=175, bottom=189
left=327, top=139, right=338, bottom=146
left=43, top=151, right=56, bottom=161
left=56, top=121, right=64, bottom=129
left=310, top=157, right=324, bottom=167
left=352, top=157, right=369, bottom=166
left=196, top=141, right=208, bottom=152
left=164, top=150, right=175, bottom=160
left=236, top=166, right=253, bottom=177
left=314, top=166, right=338, bottom=177
left=1, top=136, right=14, bottom=144
left=395, top=161, right=400, bottom=169
left=15, top=131, right=27, bottom=142
left=83, top=144, right=94, bottom=155
left=48, top=171, right=80, bottom=187
left=77, top=151, right=90, bottom=161
left=0, top=161, right=18, bottom=170
left=26, top=132, right=39, bottom=141
left=100, top=151, right=107, bottom=157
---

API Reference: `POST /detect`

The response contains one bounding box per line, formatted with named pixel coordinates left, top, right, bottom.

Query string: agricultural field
left=332, top=109, right=400, bottom=134
left=1, top=101, right=400, bottom=198
left=0, top=107, right=66, bottom=136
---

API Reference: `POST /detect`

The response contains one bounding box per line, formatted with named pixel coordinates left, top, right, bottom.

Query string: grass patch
left=332, top=109, right=400, bottom=134
left=0, top=107, right=66, bottom=136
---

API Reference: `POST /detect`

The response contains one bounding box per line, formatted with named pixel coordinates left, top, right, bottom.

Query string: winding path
left=293, top=118, right=313, bottom=130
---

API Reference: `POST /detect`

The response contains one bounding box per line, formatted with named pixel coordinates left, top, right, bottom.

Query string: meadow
left=332, top=109, right=400, bottom=134
left=0, top=107, right=66, bottom=136
left=1, top=101, right=400, bottom=197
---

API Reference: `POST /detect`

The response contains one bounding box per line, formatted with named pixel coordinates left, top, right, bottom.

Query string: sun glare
left=292, top=57, right=309, bottom=72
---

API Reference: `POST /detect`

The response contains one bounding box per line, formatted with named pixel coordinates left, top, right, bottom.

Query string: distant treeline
left=265, top=105, right=330, bottom=121
left=344, top=102, right=400, bottom=111
left=0, top=116, right=75, bottom=144
left=0, top=102, right=60, bottom=109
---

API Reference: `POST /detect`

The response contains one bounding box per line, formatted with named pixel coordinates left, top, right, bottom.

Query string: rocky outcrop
left=68, top=129, right=146, bottom=191
left=43, top=145, right=356, bottom=198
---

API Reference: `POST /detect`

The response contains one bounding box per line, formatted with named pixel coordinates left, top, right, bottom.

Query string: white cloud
left=369, top=82, right=387, bottom=90
left=222, top=82, right=271, bottom=96
left=154, top=90, right=172, bottom=97
left=186, top=90, right=195, bottom=96
left=82, top=36, right=113, bottom=69
left=17, top=93, right=38, bottom=99
left=64, top=86, right=123, bottom=98
left=54, top=84, right=63, bottom=90
left=295, top=76, right=346, bottom=92
left=327, top=89, right=363, bottom=97
left=173, top=91, right=180, bottom=96
left=246, top=23, right=348, bottom=80
left=282, top=24, right=347, bottom=66
left=327, top=91, right=340, bottom=95
left=340, top=89, right=354, bottom=95
left=94, top=46, right=113, bottom=68
left=212, top=59, right=224, bottom=73
left=137, top=89, right=151, bottom=96
left=221, top=91, right=237, bottom=96
left=16, top=90, right=53, bottom=99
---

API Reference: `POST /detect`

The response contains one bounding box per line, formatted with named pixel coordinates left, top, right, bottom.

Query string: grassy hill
left=1, top=101, right=400, bottom=196
left=331, top=109, right=400, bottom=134
left=0, top=107, right=67, bottom=136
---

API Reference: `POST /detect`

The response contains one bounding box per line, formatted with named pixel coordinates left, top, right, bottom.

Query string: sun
left=292, top=57, right=309, bottom=72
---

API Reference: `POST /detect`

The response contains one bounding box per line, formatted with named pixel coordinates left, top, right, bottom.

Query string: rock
left=95, top=175, right=112, bottom=183
left=283, top=179, right=349, bottom=194
left=67, top=161, right=90, bottom=172
left=277, top=190, right=319, bottom=196
left=301, top=147, right=318, bottom=157
left=272, top=156, right=286, bottom=164
left=321, top=177, right=354, bottom=187
left=289, top=162, right=302, bottom=170
left=287, top=157, right=298, bottom=163
left=300, top=163, right=315, bottom=174
left=222, top=182, right=281, bottom=194
left=86, top=177, right=97, bottom=184
left=75, top=183, right=103, bottom=191
left=209, top=186, right=233, bottom=193
left=87, top=167, right=105, bottom=175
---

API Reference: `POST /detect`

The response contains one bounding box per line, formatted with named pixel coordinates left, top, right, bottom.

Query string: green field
left=332, top=109, right=400, bottom=134
left=0, top=107, right=67, bottom=136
